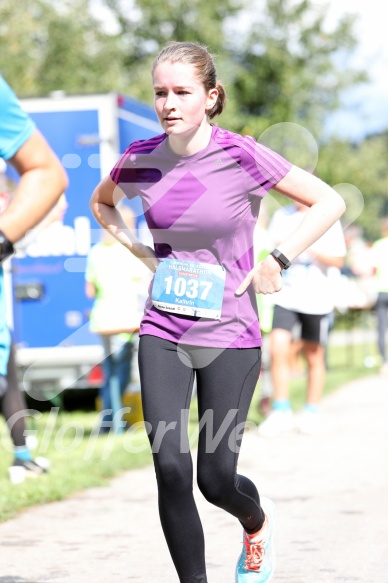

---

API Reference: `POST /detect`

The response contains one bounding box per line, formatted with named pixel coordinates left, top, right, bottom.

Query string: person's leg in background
left=260, top=309, right=330, bottom=437
left=302, top=341, right=326, bottom=406
left=269, top=329, right=293, bottom=401
left=257, top=333, right=273, bottom=417
left=98, top=334, right=114, bottom=432
left=298, top=340, right=326, bottom=434
left=258, top=305, right=297, bottom=437
left=112, top=335, right=133, bottom=430
left=296, top=312, right=330, bottom=434
left=289, top=337, right=304, bottom=376
left=113, top=336, right=133, bottom=397
left=98, top=334, right=133, bottom=433
left=256, top=294, right=275, bottom=417
left=1, top=345, right=47, bottom=476
left=324, top=310, right=336, bottom=370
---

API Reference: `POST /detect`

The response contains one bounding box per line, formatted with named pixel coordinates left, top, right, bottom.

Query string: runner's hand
left=235, top=255, right=283, bottom=296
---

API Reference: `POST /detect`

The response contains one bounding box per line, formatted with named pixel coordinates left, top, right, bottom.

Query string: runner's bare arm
left=236, top=166, right=346, bottom=295
left=0, top=130, right=68, bottom=242
left=90, top=175, right=158, bottom=273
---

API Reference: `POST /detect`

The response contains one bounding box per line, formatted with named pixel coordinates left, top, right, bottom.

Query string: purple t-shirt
left=110, top=125, right=292, bottom=348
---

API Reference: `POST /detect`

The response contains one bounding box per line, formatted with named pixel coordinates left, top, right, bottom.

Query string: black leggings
left=0, top=345, right=27, bottom=447
left=138, top=335, right=264, bottom=583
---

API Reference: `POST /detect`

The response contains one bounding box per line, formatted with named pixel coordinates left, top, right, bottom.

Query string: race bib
left=151, top=259, right=226, bottom=320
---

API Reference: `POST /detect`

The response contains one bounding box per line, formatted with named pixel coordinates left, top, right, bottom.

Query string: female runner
left=90, top=41, right=345, bottom=583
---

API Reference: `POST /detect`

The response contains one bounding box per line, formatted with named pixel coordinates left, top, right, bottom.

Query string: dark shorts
left=272, top=304, right=330, bottom=345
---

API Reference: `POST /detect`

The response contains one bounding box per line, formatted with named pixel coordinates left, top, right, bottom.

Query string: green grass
left=0, top=410, right=152, bottom=522
left=0, top=341, right=380, bottom=522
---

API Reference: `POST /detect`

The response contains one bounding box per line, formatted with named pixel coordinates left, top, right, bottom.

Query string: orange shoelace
left=243, top=531, right=265, bottom=571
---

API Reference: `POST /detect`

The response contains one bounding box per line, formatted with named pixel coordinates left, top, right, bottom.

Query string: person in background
left=370, top=217, right=388, bottom=375
left=85, top=205, right=150, bottom=433
left=0, top=75, right=68, bottom=477
left=253, top=203, right=275, bottom=417
left=259, top=201, right=346, bottom=437
left=342, top=224, right=372, bottom=278
left=90, top=41, right=345, bottom=583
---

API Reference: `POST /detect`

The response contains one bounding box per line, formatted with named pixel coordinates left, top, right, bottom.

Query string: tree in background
left=100, top=0, right=365, bottom=137
left=98, top=0, right=243, bottom=104
left=0, top=0, right=123, bottom=96
left=1, top=0, right=365, bottom=133
left=1, top=0, right=383, bottom=233
left=318, top=133, right=388, bottom=241
left=222, top=0, right=365, bottom=136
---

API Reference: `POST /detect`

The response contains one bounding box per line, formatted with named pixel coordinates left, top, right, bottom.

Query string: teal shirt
left=0, top=75, right=35, bottom=160
left=0, top=75, right=35, bottom=374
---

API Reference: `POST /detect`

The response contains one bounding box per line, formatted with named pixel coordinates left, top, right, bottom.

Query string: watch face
left=271, top=249, right=290, bottom=269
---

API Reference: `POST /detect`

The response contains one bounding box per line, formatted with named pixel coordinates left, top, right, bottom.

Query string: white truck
left=5, top=91, right=160, bottom=406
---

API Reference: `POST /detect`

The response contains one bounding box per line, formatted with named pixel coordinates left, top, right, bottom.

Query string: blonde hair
left=152, top=41, right=226, bottom=119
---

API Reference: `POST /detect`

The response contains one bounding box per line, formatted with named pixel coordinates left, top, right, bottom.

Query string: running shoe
left=11, top=457, right=49, bottom=477
left=298, top=409, right=320, bottom=435
left=235, top=497, right=276, bottom=582
left=258, top=410, right=295, bottom=437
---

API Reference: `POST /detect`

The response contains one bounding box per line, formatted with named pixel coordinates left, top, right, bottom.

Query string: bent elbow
left=62, top=168, right=69, bottom=191
left=332, top=192, right=346, bottom=221
left=338, top=197, right=347, bottom=218
left=59, top=169, right=69, bottom=195
left=49, top=154, right=69, bottom=195
left=333, top=256, right=345, bottom=269
left=89, top=186, right=100, bottom=215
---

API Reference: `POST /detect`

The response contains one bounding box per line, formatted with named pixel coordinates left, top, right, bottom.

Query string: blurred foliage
left=219, top=0, right=365, bottom=137
left=0, top=0, right=385, bottom=235
left=94, top=0, right=245, bottom=106
left=0, top=0, right=125, bottom=95
left=1, top=0, right=365, bottom=121
left=317, top=132, right=388, bottom=240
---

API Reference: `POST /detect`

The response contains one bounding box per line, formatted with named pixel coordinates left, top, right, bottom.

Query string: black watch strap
left=0, top=230, right=15, bottom=262
left=270, top=248, right=291, bottom=270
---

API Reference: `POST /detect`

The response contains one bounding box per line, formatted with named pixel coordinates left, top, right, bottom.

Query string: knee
left=155, top=455, right=192, bottom=493
left=303, top=343, right=324, bottom=366
left=197, top=467, right=232, bottom=507
left=269, top=330, right=291, bottom=361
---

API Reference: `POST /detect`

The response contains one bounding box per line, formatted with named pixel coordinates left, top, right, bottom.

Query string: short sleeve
left=0, top=76, right=36, bottom=160
left=239, top=136, right=292, bottom=198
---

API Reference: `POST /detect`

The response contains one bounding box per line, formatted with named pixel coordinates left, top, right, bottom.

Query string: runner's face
left=153, top=61, right=216, bottom=137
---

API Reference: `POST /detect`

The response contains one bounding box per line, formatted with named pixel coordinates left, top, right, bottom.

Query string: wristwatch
left=270, top=248, right=291, bottom=270
left=0, top=230, right=15, bottom=262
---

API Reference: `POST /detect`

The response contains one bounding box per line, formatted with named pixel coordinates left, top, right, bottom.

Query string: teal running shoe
left=235, top=497, right=276, bottom=582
